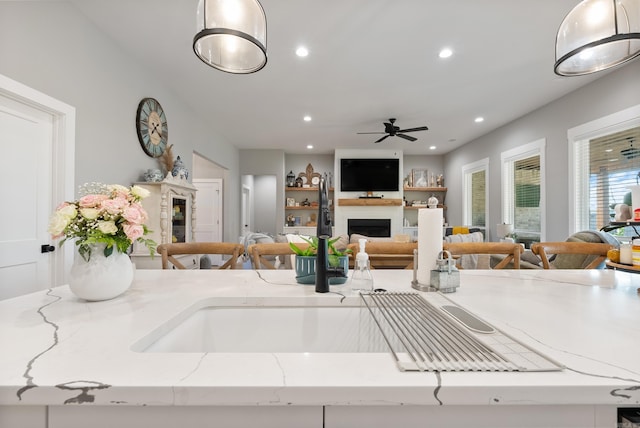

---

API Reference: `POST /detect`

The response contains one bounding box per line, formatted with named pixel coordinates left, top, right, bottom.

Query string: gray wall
left=444, top=60, right=640, bottom=241
left=0, top=2, right=241, bottom=241
left=240, top=149, right=286, bottom=233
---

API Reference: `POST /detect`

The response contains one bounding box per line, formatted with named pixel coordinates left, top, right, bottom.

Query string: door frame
left=0, top=73, right=76, bottom=286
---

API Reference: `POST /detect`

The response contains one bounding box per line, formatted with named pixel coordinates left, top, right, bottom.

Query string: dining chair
left=346, top=242, right=418, bottom=269
left=248, top=242, right=308, bottom=269
left=157, top=242, right=245, bottom=270
left=443, top=242, right=522, bottom=269
left=530, top=242, right=614, bottom=269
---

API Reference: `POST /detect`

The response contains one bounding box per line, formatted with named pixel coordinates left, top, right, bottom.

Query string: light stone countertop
left=1, top=268, right=640, bottom=408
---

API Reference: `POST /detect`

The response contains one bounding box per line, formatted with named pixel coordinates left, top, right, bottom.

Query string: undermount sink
left=133, top=297, right=388, bottom=353
left=132, top=293, right=564, bottom=373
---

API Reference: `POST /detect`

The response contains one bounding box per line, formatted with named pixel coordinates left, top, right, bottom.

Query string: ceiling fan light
left=193, top=0, right=267, bottom=74
left=554, top=0, right=640, bottom=76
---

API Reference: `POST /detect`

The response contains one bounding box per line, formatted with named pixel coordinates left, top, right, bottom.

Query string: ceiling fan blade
left=397, top=133, right=417, bottom=142
left=397, top=126, right=429, bottom=133
left=374, top=135, right=390, bottom=143
left=357, top=132, right=386, bottom=135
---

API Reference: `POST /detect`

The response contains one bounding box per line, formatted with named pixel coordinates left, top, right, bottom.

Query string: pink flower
left=101, top=197, right=128, bottom=215
left=79, top=194, right=108, bottom=208
left=122, top=203, right=148, bottom=224
left=123, top=223, right=144, bottom=241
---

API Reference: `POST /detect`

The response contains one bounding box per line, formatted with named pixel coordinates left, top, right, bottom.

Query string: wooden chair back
left=531, top=242, right=614, bottom=269
left=157, top=242, right=244, bottom=270
left=346, top=242, right=417, bottom=269
left=443, top=242, right=522, bottom=269
left=248, top=242, right=310, bottom=269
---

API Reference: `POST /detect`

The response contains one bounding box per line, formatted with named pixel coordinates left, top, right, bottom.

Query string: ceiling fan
left=357, top=118, right=429, bottom=143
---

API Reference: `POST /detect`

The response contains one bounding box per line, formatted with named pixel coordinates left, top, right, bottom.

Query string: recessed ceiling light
left=306, top=144, right=313, bottom=149
left=605, top=149, right=613, bottom=152
left=429, top=146, right=437, bottom=150
left=303, top=115, right=312, bottom=122
left=296, top=46, right=309, bottom=57
left=474, top=117, right=484, bottom=123
left=439, top=48, right=453, bottom=59
left=609, top=158, right=618, bottom=162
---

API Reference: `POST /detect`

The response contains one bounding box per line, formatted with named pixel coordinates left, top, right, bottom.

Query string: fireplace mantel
left=338, top=198, right=402, bottom=206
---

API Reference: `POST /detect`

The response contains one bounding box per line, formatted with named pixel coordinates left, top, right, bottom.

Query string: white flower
left=130, top=185, right=150, bottom=200
left=47, top=212, right=70, bottom=236
left=96, top=220, right=118, bottom=235
left=58, top=204, right=77, bottom=220
left=79, top=207, right=100, bottom=220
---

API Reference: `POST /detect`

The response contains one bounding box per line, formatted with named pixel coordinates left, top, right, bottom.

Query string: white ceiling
left=71, top=0, right=608, bottom=155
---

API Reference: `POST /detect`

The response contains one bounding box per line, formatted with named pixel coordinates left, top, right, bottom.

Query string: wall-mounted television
left=340, top=158, right=400, bottom=192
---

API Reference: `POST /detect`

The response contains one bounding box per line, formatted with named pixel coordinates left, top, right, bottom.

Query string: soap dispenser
left=350, top=239, right=374, bottom=293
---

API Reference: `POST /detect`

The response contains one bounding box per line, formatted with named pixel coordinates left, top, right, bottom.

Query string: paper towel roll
left=417, top=208, right=443, bottom=285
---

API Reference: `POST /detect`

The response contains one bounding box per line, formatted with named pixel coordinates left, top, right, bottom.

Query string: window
left=501, top=139, right=545, bottom=244
left=462, top=158, right=489, bottom=227
left=574, top=127, right=640, bottom=233
left=570, top=108, right=640, bottom=234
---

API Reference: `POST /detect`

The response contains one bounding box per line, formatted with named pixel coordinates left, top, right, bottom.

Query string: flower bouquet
left=48, top=183, right=157, bottom=261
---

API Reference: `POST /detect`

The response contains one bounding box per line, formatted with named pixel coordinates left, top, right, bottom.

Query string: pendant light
left=554, top=0, right=640, bottom=76
left=193, top=0, right=267, bottom=74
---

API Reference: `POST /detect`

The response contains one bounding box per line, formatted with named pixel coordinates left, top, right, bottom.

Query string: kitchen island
left=1, top=269, right=639, bottom=427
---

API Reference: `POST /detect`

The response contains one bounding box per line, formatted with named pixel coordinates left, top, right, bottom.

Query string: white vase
left=68, top=244, right=134, bottom=301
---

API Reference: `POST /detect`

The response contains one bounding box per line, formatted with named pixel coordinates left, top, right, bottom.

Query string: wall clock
left=136, top=97, right=168, bottom=158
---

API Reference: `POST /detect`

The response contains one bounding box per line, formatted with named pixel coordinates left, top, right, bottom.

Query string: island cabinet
left=2, top=269, right=638, bottom=428
left=130, top=177, right=197, bottom=269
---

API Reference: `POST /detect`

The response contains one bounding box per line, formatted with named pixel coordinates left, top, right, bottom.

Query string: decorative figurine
left=428, top=194, right=439, bottom=209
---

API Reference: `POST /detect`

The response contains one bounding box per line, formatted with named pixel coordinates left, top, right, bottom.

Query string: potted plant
left=289, top=236, right=351, bottom=285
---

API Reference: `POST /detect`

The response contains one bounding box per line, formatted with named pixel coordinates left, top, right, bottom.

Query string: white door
left=193, top=179, right=223, bottom=265
left=241, top=185, right=252, bottom=235
left=0, top=75, right=75, bottom=300
left=0, top=97, right=54, bottom=299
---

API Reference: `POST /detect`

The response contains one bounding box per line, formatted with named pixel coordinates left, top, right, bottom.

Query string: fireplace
left=348, top=219, right=391, bottom=237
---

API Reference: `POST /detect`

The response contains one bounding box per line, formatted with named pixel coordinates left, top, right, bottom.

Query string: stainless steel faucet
left=315, top=174, right=345, bottom=293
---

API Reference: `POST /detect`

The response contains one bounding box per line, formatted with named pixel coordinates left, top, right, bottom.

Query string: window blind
left=471, top=170, right=486, bottom=227
left=575, top=126, right=640, bottom=231
left=513, top=155, right=540, bottom=234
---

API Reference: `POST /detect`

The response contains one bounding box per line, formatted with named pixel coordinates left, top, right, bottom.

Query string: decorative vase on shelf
left=171, top=156, right=189, bottom=180
left=68, top=244, right=134, bottom=301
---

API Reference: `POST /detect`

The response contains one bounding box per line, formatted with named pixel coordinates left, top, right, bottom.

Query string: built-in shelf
left=404, top=186, right=447, bottom=192
left=338, top=198, right=403, bottom=206
left=285, top=187, right=334, bottom=192
left=404, top=205, right=446, bottom=210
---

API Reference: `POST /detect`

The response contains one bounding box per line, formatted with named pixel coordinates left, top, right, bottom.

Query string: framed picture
left=286, top=197, right=296, bottom=207
left=412, top=169, right=428, bottom=187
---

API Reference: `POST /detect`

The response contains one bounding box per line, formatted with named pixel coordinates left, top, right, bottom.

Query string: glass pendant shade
left=193, top=0, right=267, bottom=74
left=555, top=0, right=640, bottom=76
